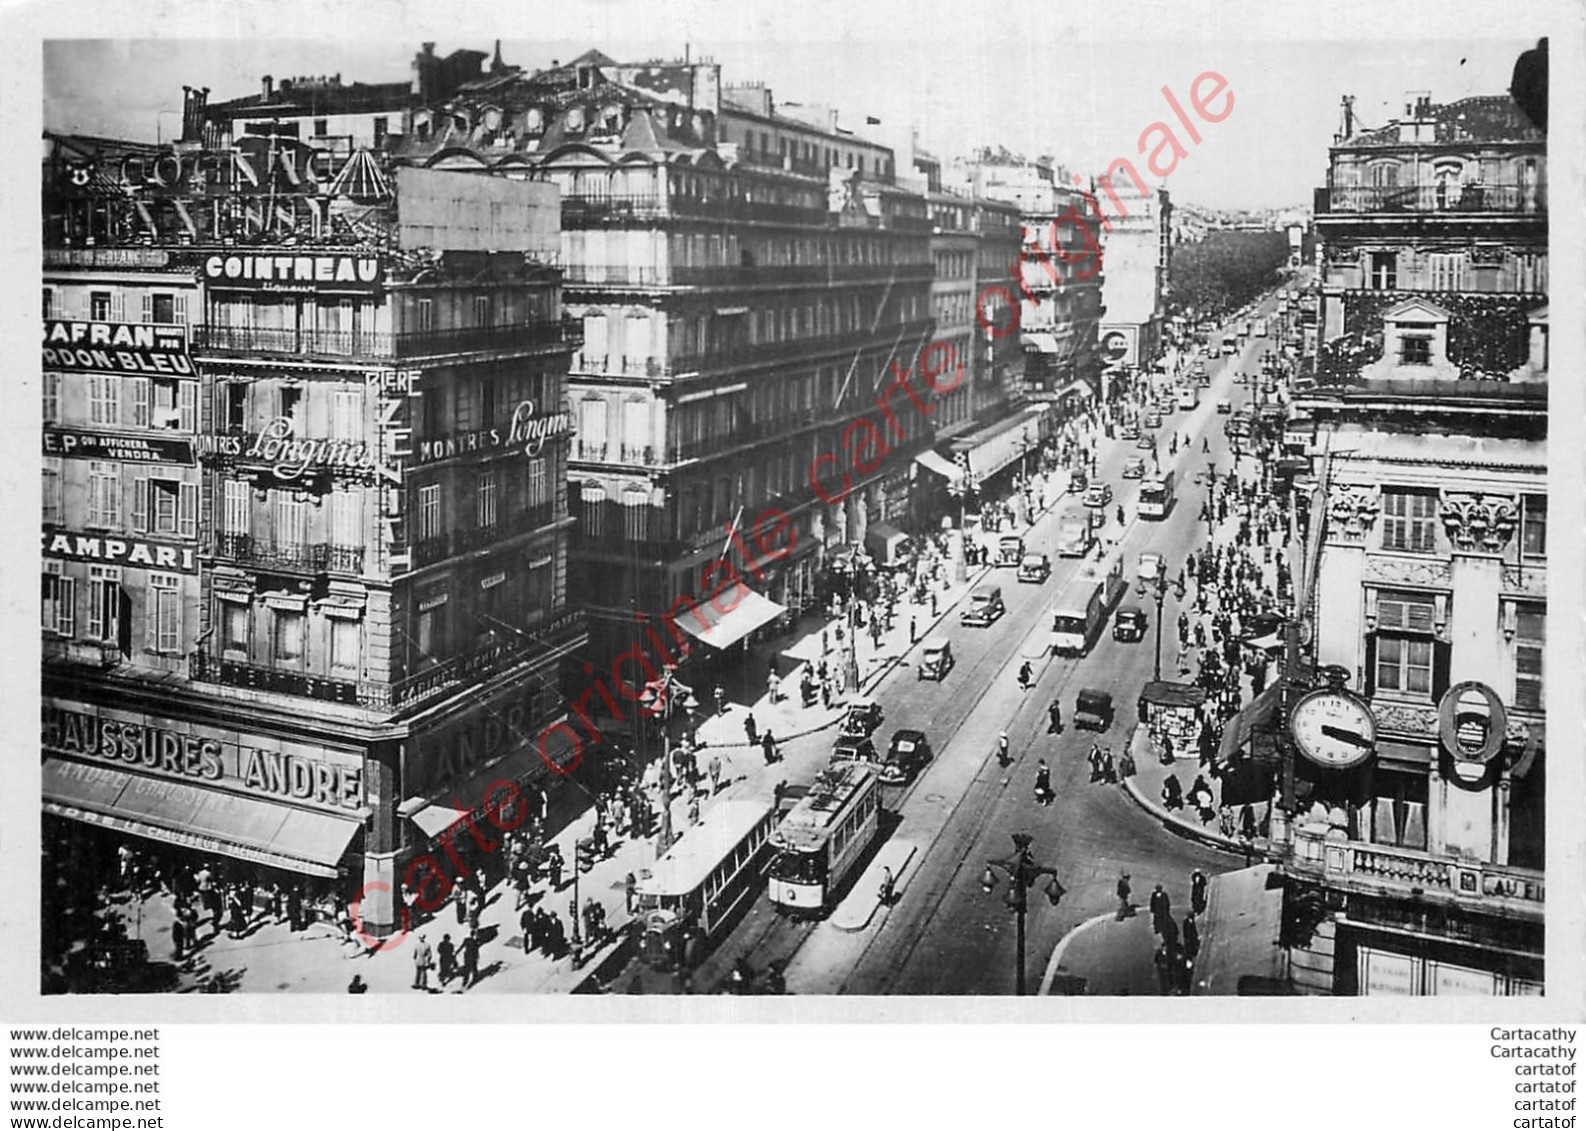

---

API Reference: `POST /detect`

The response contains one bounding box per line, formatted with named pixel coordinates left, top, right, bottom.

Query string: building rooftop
left=1343, top=94, right=1543, bottom=148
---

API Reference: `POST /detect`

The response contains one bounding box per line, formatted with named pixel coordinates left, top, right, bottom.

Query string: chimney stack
left=261, top=74, right=273, bottom=100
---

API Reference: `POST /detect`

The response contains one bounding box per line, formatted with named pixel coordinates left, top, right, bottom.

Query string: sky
left=35, top=12, right=1550, bottom=213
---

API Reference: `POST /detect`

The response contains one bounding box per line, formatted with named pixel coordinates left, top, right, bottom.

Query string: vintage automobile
left=1216, top=398, right=1233, bottom=414
left=1136, top=432, right=1157, bottom=450
left=1017, top=552, right=1052, bottom=584
left=961, top=584, right=1006, bottom=627
left=1137, top=551, right=1165, bottom=584
left=839, top=697, right=884, bottom=740
left=1113, top=604, right=1148, bottom=643
left=880, top=729, right=933, bottom=784
left=1074, top=689, right=1115, bottom=732
left=1083, top=483, right=1113, bottom=508
left=917, top=637, right=955, bottom=681
left=829, top=734, right=880, bottom=767
left=1119, top=422, right=1141, bottom=441
left=1122, top=455, right=1147, bottom=479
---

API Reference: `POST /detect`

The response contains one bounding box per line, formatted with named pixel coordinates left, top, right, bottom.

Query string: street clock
left=1289, top=687, right=1376, bottom=769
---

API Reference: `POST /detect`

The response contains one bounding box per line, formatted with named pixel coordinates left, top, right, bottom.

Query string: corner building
left=42, top=122, right=583, bottom=939
left=1282, top=87, right=1545, bottom=994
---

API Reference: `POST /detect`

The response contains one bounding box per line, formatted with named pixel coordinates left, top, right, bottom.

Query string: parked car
left=1083, top=483, right=1113, bottom=508
left=1113, top=604, right=1147, bottom=643
left=1074, top=689, right=1115, bottom=731
left=1119, top=422, right=1141, bottom=441
left=1136, top=432, right=1156, bottom=450
left=839, top=697, right=884, bottom=740
left=830, top=734, right=880, bottom=767
left=1069, top=467, right=1089, bottom=494
left=1137, top=551, right=1164, bottom=584
left=880, top=729, right=932, bottom=784
left=1216, top=398, right=1232, bottom=414
left=917, top=637, right=955, bottom=680
left=1143, top=410, right=1163, bottom=429
left=1122, top=455, right=1147, bottom=479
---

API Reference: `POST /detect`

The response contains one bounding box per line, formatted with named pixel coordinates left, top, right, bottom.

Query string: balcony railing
left=189, top=650, right=362, bottom=706
left=192, top=320, right=579, bottom=359
left=1318, top=182, right=1546, bottom=216
left=408, top=504, right=558, bottom=568
left=213, top=533, right=365, bottom=575
left=561, top=193, right=823, bottom=227
left=1290, top=828, right=1543, bottom=918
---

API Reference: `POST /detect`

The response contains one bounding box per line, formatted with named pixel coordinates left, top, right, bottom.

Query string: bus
left=1255, top=317, right=1270, bottom=338
left=635, top=798, right=778, bottom=963
left=1056, top=506, right=1094, bottom=558
left=1139, top=469, right=1176, bottom=519
left=768, top=762, right=881, bottom=916
left=1050, top=552, right=1127, bottom=656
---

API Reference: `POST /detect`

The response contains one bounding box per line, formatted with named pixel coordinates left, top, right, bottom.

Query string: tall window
left=1370, top=251, right=1398, bottom=290
left=1381, top=489, right=1437, bottom=553
left=419, top=483, right=442, bottom=540
left=89, top=375, right=120, bottom=426
left=331, top=386, right=362, bottom=440
left=624, top=489, right=649, bottom=541
left=146, top=573, right=181, bottom=653
left=330, top=617, right=361, bottom=673
left=314, top=118, right=328, bottom=137
left=1399, top=335, right=1431, bottom=365
left=527, top=457, right=548, bottom=511
left=87, top=462, right=120, bottom=528
left=330, top=489, right=362, bottom=546
left=476, top=470, right=498, bottom=529
left=416, top=297, right=433, bottom=333
left=220, top=600, right=249, bottom=657
left=43, top=372, right=60, bottom=424
left=1514, top=606, right=1544, bottom=711
left=41, top=562, right=75, bottom=637
left=42, top=460, right=63, bottom=525
left=275, top=494, right=306, bottom=550
left=86, top=566, right=122, bottom=645
left=373, top=116, right=389, bottom=146
left=1521, top=494, right=1546, bottom=557
left=1373, top=589, right=1439, bottom=698
left=223, top=479, right=251, bottom=536
left=474, top=295, right=490, bottom=327
left=42, top=287, right=54, bottom=320
left=147, top=477, right=181, bottom=535
left=582, top=483, right=606, bottom=538
left=1427, top=253, right=1464, bottom=292
left=578, top=398, right=608, bottom=460
left=223, top=382, right=248, bottom=431
left=90, top=291, right=111, bottom=321
left=272, top=608, right=304, bottom=664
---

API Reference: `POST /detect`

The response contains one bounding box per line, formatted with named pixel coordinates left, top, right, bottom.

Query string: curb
left=1118, top=773, right=1249, bottom=857
left=1039, top=912, right=1116, bottom=996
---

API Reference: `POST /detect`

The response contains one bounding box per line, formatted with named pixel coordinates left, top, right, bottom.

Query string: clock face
left=1289, top=689, right=1376, bottom=769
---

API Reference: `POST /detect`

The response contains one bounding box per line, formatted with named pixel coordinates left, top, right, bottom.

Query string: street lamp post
left=980, top=833, right=1064, bottom=996
left=1138, top=567, right=1185, bottom=682
left=642, top=666, right=697, bottom=861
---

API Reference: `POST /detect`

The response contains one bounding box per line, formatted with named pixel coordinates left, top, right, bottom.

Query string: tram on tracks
left=767, top=761, right=881, bottom=916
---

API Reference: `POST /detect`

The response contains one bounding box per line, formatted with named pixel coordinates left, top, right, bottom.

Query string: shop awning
left=864, top=521, right=908, bottom=560
left=1218, top=683, right=1285, bottom=764
left=914, top=449, right=964, bottom=483
left=404, top=801, right=469, bottom=839
left=674, top=582, right=785, bottom=650
left=42, top=758, right=360, bottom=879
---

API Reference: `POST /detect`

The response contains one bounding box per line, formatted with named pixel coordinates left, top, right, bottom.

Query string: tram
left=768, top=761, right=882, bottom=916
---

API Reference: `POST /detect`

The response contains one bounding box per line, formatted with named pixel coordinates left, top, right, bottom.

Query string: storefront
left=41, top=696, right=371, bottom=897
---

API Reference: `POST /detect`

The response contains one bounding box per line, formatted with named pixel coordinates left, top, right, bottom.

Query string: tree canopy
left=1169, top=230, right=1292, bottom=319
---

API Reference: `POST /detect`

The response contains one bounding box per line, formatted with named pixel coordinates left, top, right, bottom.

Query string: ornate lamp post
left=980, top=833, right=1064, bottom=996
left=641, top=666, right=697, bottom=860
left=1137, top=566, right=1186, bottom=682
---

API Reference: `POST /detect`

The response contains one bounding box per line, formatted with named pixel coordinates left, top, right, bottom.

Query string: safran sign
left=203, top=253, right=382, bottom=294
left=43, top=320, right=194, bottom=378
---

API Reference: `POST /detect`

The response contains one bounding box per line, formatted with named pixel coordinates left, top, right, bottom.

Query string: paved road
left=732, top=292, right=1294, bottom=995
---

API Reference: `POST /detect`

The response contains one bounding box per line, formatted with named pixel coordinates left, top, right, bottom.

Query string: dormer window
left=1399, top=335, right=1431, bottom=366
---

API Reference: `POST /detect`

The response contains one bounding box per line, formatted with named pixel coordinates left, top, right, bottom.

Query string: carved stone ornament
left=1500, top=562, right=1546, bottom=597
left=1328, top=485, right=1381, bottom=542
left=1440, top=492, right=1519, bottom=553
left=1371, top=701, right=1441, bottom=737
left=1363, top=554, right=1453, bottom=588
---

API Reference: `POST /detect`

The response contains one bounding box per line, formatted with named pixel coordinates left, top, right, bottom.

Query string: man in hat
left=412, top=934, right=434, bottom=991
left=1150, top=883, right=1172, bottom=936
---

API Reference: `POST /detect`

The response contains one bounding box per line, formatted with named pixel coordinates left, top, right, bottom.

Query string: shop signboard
left=413, top=400, right=573, bottom=466
left=44, top=427, right=195, bottom=466
left=42, top=700, right=366, bottom=813
left=42, top=529, right=198, bottom=573
left=201, top=252, right=383, bottom=294
left=43, top=320, right=194, bottom=378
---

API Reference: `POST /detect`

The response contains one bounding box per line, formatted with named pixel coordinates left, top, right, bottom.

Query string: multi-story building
left=1098, top=182, right=1172, bottom=381
left=42, top=114, right=582, bottom=939
left=1275, top=85, right=1546, bottom=995
left=969, top=151, right=1106, bottom=415
left=397, top=50, right=939, bottom=681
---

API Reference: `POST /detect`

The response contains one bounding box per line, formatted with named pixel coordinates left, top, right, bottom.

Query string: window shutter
left=116, top=583, right=133, bottom=654
left=179, top=481, right=198, bottom=539
left=179, top=382, right=197, bottom=432
left=1363, top=634, right=1377, bottom=698
left=132, top=476, right=150, bottom=533
left=145, top=578, right=158, bottom=652
left=1431, top=638, right=1452, bottom=701
left=140, top=294, right=153, bottom=323
left=131, top=378, right=151, bottom=428
left=110, top=292, right=125, bottom=322
left=174, top=294, right=187, bottom=325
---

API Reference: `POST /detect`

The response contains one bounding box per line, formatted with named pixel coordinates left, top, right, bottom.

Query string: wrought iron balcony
left=1317, top=182, right=1546, bottom=216
left=188, top=650, right=362, bottom=706
left=192, top=320, right=579, bottom=359
left=213, top=533, right=365, bottom=575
